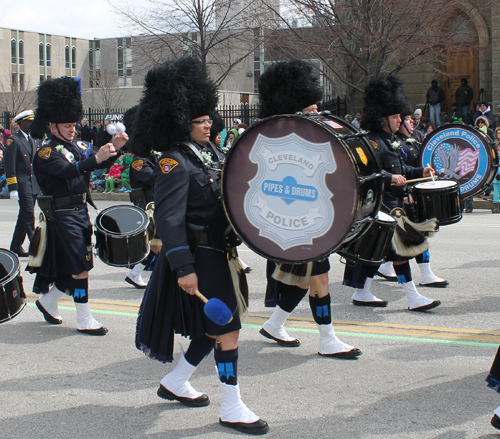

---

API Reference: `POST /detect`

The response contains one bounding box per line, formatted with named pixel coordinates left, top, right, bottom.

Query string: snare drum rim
left=0, top=249, right=21, bottom=287
left=95, top=205, right=149, bottom=237
left=221, top=113, right=382, bottom=263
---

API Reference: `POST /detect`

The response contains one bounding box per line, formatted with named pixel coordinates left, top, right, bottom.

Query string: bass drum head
left=96, top=205, right=149, bottom=236
left=0, top=248, right=26, bottom=324
left=222, top=114, right=366, bottom=263
left=419, top=124, right=497, bottom=199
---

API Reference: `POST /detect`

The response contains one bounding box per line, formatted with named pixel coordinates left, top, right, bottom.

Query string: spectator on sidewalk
left=426, top=80, right=445, bottom=127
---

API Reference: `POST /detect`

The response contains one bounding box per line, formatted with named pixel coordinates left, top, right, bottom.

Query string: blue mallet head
left=204, top=298, right=233, bottom=326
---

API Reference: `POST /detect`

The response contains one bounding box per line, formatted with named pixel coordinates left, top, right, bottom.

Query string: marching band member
left=396, top=108, right=448, bottom=288
left=257, top=60, right=361, bottom=358
left=344, top=76, right=441, bottom=311
left=28, top=76, right=128, bottom=334
left=123, top=105, right=160, bottom=289
left=131, top=57, right=268, bottom=435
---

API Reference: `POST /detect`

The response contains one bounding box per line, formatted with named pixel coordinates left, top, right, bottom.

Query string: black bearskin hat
left=258, top=60, right=323, bottom=119
left=129, top=56, right=218, bottom=157
left=361, top=76, right=410, bottom=132
left=123, top=105, right=138, bottom=139
left=31, top=76, right=83, bottom=139
left=209, top=111, right=225, bottom=143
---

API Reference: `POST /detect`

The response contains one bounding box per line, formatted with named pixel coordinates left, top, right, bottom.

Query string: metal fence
left=0, top=97, right=346, bottom=134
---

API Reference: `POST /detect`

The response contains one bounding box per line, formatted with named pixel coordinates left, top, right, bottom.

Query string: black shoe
left=353, top=299, right=388, bottom=307
left=319, top=348, right=362, bottom=359
left=259, top=327, right=300, bottom=347
left=219, top=418, right=269, bottom=435
left=157, top=384, right=210, bottom=407
left=77, top=327, right=108, bottom=335
left=243, top=267, right=252, bottom=274
left=491, top=414, right=500, bottom=430
left=376, top=271, right=397, bottom=282
left=11, top=246, right=29, bottom=257
left=419, top=280, right=449, bottom=288
left=409, top=300, right=441, bottom=312
left=35, top=299, right=63, bottom=324
left=124, top=276, right=147, bottom=289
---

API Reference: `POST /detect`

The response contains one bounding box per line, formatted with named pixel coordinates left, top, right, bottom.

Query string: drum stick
left=391, top=176, right=436, bottom=185
left=427, top=164, right=436, bottom=183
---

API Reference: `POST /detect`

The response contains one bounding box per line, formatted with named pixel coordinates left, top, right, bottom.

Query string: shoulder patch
left=38, top=147, right=52, bottom=160
left=132, top=160, right=144, bottom=171
left=370, top=140, right=378, bottom=149
left=159, top=158, right=178, bottom=174
left=6, top=138, right=13, bottom=147
left=75, top=140, right=91, bottom=151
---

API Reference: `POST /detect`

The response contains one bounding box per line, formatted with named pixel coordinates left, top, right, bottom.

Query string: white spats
left=378, top=262, right=397, bottom=278
left=160, top=352, right=204, bottom=399
left=418, top=262, right=447, bottom=286
left=261, top=306, right=295, bottom=342
left=39, top=285, right=64, bottom=320
left=402, top=280, right=436, bottom=309
left=75, top=303, right=104, bottom=330
left=219, top=382, right=259, bottom=424
left=351, top=277, right=384, bottom=303
left=317, top=323, right=355, bottom=355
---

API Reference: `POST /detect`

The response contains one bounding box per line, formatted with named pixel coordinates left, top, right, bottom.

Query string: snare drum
left=411, top=180, right=462, bottom=225
left=0, top=249, right=26, bottom=324
left=94, top=205, right=150, bottom=267
left=222, top=113, right=384, bottom=263
left=419, top=124, right=499, bottom=199
left=337, top=212, right=396, bottom=265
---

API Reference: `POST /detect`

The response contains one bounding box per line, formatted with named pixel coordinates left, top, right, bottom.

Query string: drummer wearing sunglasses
left=344, top=76, right=441, bottom=312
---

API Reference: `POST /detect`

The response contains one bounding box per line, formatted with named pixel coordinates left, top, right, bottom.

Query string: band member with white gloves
left=28, top=76, right=128, bottom=334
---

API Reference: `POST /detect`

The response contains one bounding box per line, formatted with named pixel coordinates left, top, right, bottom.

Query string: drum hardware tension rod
left=357, top=172, right=384, bottom=184
left=338, top=133, right=368, bottom=140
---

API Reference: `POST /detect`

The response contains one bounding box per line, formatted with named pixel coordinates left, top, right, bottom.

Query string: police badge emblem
left=419, top=124, right=498, bottom=199
left=222, top=115, right=383, bottom=263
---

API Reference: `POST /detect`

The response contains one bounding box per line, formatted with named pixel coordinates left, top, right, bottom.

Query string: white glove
left=9, top=190, right=19, bottom=200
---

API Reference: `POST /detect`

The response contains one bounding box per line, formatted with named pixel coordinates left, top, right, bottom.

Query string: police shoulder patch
left=38, top=147, right=52, bottom=160
left=132, top=160, right=144, bottom=171
left=6, top=138, right=13, bottom=147
left=370, top=140, right=378, bottom=149
left=159, top=158, right=178, bottom=174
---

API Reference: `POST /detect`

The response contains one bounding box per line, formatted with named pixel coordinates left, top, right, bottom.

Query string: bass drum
left=0, top=249, right=26, bottom=323
left=419, top=123, right=498, bottom=199
left=94, top=205, right=150, bottom=267
left=222, top=113, right=384, bottom=263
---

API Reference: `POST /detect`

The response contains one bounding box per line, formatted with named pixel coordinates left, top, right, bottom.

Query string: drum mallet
left=194, top=289, right=233, bottom=326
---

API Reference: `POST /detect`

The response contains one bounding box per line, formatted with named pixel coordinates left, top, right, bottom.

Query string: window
left=19, top=74, right=25, bottom=91
left=12, top=73, right=17, bottom=91
left=18, top=40, right=24, bottom=64
left=40, top=75, right=45, bottom=83
left=65, top=45, right=70, bottom=68
left=46, top=44, right=51, bottom=67
left=11, top=39, right=16, bottom=64
left=72, top=46, right=76, bottom=69
left=39, top=42, right=45, bottom=66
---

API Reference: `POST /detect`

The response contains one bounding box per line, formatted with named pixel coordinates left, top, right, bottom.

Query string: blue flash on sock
left=218, top=362, right=235, bottom=379
left=74, top=289, right=87, bottom=299
left=421, top=251, right=430, bottom=263
left=316, top=305, right=329, bottom=318
left=397, top=274, right=407, bottom=284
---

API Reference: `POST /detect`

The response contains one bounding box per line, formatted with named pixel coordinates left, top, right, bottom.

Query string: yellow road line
left=25, top=293, right=500, bottom=344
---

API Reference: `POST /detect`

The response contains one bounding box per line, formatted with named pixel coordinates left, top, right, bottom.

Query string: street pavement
left=1, top=198, right=500, bottom=439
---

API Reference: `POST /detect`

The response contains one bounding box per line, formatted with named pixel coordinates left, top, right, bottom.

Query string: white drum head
left=414, top=180, right=458, bottom=190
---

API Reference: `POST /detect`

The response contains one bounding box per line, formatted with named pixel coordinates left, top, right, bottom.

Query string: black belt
left=54, top=193, right=87, bottom=209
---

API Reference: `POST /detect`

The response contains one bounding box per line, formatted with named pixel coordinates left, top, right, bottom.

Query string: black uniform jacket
left=396, top=132, right=421, bottom=168
left=368, top=130, right=424, bottom=209
left=130, top=153, right=157, bottom=194
left=153, top=142, right=225, bottom=278
left=34, top=135, right=115, bottom=199
left=4, top=130, right=40, bottom=194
